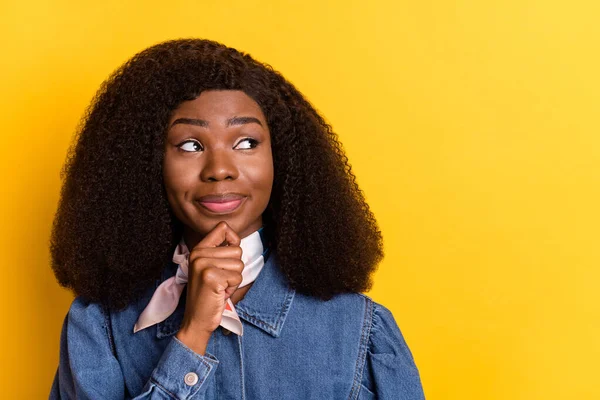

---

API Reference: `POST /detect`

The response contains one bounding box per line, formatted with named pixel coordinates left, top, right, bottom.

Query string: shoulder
left=365, top=299, right=401, bottom=340
left=335, top=293, right=414, bottom=356
left=288, top=291, right=389, bottom=344
left=299, top=292, right=403, bottom=334
left=292, top=291, right=374, bottom=322
left=66, top=296, right=109, bottom=325
left=290, top=290, right=397, bottom=325
left=299, top=293, right=424, bottom=398
left=365, top=299, right=416, bottom=360
left=63, top=297, right=114, bottom=343
left=57, top=297, right=122, bottom=365
left=355, top=296, right=425, bottom=399
left=347, top=295, right=422, bottom=378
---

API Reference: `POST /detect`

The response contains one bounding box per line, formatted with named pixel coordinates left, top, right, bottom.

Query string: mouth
left=197, top=193, right=247, bottom=214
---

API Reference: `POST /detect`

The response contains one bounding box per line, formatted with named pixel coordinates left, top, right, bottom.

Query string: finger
left=189, top=245, right=243, bottom=261
left=201, top=268, right=243, bottom=295
left=190, top=257, right=245, bottom=274
left=196, top=221, right=241, bottom=249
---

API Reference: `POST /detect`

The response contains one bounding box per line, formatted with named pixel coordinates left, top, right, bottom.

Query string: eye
left=177, top=140, right=203, bottom=152
left=234, top=138, right=259, bottom=150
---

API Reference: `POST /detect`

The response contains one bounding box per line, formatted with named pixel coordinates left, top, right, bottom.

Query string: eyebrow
left=170, top=116, right=263, bottom=128
left=227, top=116, right=263, bottom=127
left=171, top=118, right=208, bottom=128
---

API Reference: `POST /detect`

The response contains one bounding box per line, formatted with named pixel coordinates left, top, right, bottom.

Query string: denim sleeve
left=359, top=303, right=426, bottom=400
left=49, top=297, right=218, bottom=399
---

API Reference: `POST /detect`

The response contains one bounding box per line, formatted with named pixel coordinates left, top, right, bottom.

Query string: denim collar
left=155, top=251, right=295, bottom=339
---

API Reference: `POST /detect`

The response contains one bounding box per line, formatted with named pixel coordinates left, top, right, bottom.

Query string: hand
left=175, top=221, right=243, bottom=355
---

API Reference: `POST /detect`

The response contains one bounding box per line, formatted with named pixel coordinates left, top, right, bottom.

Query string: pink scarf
left=133, top=230, right=265, bottom=336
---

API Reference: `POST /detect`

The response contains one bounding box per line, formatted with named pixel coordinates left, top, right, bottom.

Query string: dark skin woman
left=50, top=39, right=424, bottom=399
left=51, top=39, right=382, bottom=313
left=165, top=90, right=274, bottom=353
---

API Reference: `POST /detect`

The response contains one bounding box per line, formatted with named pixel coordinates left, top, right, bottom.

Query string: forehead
left=170, top=90, right=266, bottom=121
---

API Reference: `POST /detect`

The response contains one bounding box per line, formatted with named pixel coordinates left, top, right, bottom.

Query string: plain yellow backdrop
left=2, top=1, right=599, bottom=398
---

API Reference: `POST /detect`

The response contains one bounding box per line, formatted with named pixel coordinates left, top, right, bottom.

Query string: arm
left=49, top=297, right=218, bottom=400
left=359, top=303, right=426, bottom=400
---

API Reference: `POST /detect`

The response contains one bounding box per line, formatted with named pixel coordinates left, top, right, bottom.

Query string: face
left=163, top=90, right=274, bottom=244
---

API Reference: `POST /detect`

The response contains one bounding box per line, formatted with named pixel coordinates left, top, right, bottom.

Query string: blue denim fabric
left=50, top=253, right=425, bottom=399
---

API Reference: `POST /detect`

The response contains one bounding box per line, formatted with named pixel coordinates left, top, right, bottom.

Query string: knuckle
left=200, top=267, right=217, bottom=282
left=234, top=272, right=243, bottom=285
left=217, top=221, right=229, bottom=230
left=190, top=256, right=207, bottom=269
left=189, top=249, right=202, bottom=259
left=235, top=260, right=244, bottom=271
left=192, top=246, right=209, bottom=255
left=233, top=246, right=243, bottom=258
left=188, top=259, right=200, bottom=272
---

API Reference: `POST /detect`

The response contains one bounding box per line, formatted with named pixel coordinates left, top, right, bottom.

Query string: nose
left=200, top=148, right=239, bottom=182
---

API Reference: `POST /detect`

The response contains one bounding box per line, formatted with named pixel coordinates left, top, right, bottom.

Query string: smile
left=197, top=194, right=247, bottom=214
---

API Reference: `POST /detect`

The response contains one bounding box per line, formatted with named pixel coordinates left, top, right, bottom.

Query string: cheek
left=256, top=161, right=275, bottom=207
left=240, top=156, right=273, bottom=206
left=163, top=155, right=197, bottom=197
left=163, top=157, right=198, bottom=223
left=250, top=153, right=274, bottom=191
left=162, top=167, right=179, bottom=197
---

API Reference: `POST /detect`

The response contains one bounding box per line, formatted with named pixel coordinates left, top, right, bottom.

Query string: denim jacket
left=50, top=253, right=425, bottom=399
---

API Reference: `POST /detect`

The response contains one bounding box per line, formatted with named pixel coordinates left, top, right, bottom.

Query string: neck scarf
left=133, top=228, right=268, bottom=336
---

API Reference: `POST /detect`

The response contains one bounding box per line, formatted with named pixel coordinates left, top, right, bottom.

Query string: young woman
left=49, top=39, right=425, bottom=399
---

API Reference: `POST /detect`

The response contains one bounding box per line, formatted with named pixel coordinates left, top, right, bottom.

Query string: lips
left=197, top=193, right=246, bottom=214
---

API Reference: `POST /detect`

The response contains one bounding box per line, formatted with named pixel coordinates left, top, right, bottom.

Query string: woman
left=50, top=38, right=425, bottom=399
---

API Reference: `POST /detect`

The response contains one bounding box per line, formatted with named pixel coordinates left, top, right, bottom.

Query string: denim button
left=184, top=372, right=198, bottom=386
left=222, top=328, right=231, bottom=336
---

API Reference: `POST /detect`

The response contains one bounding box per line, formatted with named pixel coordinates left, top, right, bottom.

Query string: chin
left=228, top=219, right=261, bottom=238
left=192, top=217, right=259, bottom=238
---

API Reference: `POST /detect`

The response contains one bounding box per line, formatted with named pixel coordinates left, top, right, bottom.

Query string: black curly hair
left=50, top=39, right=383, bottom=310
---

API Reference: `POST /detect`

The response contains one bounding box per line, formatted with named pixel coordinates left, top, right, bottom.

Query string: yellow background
left=1, top=1, right=599, bottom=398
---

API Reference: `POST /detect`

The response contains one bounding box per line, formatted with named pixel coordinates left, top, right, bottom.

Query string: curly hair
left=50, top=39, right=384, bottom=310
